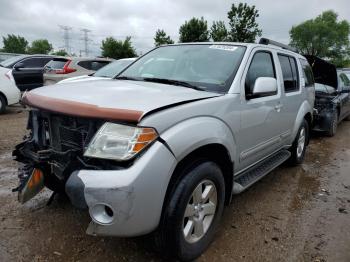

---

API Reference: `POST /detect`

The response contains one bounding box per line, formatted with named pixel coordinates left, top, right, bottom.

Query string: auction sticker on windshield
left=209, top=45, right=238, bottom=52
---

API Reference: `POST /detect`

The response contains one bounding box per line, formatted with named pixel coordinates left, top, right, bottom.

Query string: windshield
left=94, top=59, right=135, bottom=78
left=0, top=55, right=26, bottom=68
left=118, top=44, right=246, bottom=93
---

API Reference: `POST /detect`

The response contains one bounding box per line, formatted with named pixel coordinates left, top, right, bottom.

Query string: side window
left=299, top=59, right=315, bottom=87
left=20, top=57, right=52, bottom=68
left=278, top=54, right=299, bottom=92
left=91, top=61, right=109, bottom=71
left=77, top=61, right=91, bottom=70
left=245, top=52, right=276, bottom=97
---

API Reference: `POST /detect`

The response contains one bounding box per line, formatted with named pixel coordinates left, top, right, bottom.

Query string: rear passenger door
left=238, top=49, right=284, bottom=169
left=277, top=54, right=303, bottom=143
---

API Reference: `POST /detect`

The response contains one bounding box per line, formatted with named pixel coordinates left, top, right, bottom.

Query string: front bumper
left=313, top=108, right=335, bottom=132
left=65, top=141, right=177, bottom=237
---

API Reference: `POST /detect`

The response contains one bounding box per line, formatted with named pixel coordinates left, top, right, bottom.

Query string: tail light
left=5, top=70, right=14, bottom=81
left=55, top=60, right=76, bottom=74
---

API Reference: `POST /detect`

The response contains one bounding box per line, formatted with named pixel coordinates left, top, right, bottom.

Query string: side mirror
left=252, top=77, right=278, bottom=96
left=14, top=62, right=24, bottom=70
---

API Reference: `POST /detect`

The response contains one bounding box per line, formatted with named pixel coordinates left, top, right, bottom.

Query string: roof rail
left=259, top=38, right=297, bottom=53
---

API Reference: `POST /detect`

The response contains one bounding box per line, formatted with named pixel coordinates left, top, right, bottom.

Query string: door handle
left=274, top=103, right=283, bottom=112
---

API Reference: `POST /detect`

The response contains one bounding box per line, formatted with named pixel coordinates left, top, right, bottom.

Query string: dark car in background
left=306, top=55, right=350, bottom=136
left=0, top=55, right=58, bottom=91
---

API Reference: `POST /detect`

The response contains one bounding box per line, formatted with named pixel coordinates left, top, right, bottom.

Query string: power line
left=81, top=28, right=92, bottom=57
left=59, top=25, right=72, bottom=54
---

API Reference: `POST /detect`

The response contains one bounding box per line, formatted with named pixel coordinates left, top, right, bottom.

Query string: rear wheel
left=155, top=161, right=225, bottom=261
left=326, top=111, right=338, bottom=137
left=0, top=95, right=6, bottom=114
left=288, top=119, right=309, bottom=166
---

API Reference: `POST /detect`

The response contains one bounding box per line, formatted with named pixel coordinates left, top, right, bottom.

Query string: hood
left=58, top=75, right=106, bottom=84
left=22, top=79, right=220, bottom=123
left=304, top=55, right=338, bottom=89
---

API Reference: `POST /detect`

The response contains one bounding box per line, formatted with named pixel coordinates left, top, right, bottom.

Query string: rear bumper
left=65, top=141, right=177, bottom=237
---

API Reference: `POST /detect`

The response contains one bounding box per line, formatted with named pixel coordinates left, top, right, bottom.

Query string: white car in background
left=58, top=58, right=137, bottom=84
left=0, top=67, right=21, bottom=113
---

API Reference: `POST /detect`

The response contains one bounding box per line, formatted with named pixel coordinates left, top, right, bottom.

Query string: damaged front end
left=313, top=92, right=337, bottom=132
left=12, top=109, right=116, bottom=204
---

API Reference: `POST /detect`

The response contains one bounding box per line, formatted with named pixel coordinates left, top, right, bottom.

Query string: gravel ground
left=0, top=105, right=349, bottom=262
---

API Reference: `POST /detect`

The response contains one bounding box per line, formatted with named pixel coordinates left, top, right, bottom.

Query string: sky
left=0, top=0, right=349, bottom=56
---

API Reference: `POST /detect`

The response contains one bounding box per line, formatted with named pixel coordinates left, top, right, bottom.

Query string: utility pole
left=59, top=25, right=72, bottom=55
left=81, top=28, right=91, bottom=57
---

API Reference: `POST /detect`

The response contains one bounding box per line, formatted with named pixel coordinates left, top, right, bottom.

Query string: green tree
left=51, top=49, right=69, bottom=56
left=2, top=34, right=28, bottom=53
left=101, top=36, right=137, bottom=59
left=290, top=10, right=350, bottom=67
left=227, top=3, right=262, bottom=42
left=179, top=17, right=209, bottom=43
left=27, top=39, right=53, bottom=54
left=154, top=29, right=174, bottom=46
left=210, top=21, right=228, bottom=41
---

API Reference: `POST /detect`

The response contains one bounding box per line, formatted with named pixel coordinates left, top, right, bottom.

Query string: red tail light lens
left=55, top=60, right=76, bottom=74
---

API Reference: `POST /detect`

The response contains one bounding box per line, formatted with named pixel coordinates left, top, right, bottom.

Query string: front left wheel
left=155, top=161, right=225, bottom=261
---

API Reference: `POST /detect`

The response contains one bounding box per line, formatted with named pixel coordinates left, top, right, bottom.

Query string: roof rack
left=259, top=38, right=297, bottom=53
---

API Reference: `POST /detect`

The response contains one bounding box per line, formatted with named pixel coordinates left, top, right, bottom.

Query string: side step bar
left=232, top=150, right=291, bottom=194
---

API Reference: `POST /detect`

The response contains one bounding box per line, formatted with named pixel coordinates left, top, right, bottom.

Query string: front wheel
left=155, top=161, right=225, bottom=261
left=288, top=119, right=309, bottom=166
left=326, top=111, right=338, bottom=137
left=0, top=95, right=6, bottom=114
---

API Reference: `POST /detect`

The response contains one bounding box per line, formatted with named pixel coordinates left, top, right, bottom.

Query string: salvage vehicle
left=57, top=58, right=136, bottom=84
left=13, top=39, right=314, bottom=261
left=0, top=67, right=21, bottom=113
left=305, top=56, right=350, bottom=136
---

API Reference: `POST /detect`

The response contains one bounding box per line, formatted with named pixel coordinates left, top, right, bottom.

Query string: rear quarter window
left=46, top=59, right=68, bottom=69
left=299, top=59, right=315, bottom=87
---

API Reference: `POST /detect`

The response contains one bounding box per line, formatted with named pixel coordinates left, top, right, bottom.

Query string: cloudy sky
left=0, top=0, right=349, bottom=56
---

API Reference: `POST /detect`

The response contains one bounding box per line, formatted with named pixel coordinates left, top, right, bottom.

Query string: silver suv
left=13, top=39, right=315, bottom=261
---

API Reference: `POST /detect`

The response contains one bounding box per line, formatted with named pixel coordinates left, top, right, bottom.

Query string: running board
left=232, top=150, right=291, bottom=194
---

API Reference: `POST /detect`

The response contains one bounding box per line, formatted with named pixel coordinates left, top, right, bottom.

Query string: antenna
left=59, top=25, right=72, bottom=55
left=80, top=28, right=92, bottom=57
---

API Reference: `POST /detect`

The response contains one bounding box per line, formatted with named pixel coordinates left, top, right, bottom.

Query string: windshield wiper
left=142, top=77, right=205, bottom=91
left=115, top=76, right=142, bottom=81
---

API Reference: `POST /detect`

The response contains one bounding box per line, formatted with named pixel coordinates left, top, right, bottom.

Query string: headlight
left=84, top=122, right=158, bottom=161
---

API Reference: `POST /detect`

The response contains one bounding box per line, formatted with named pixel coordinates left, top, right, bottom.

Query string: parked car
left=0, top=67, right=21, bottom=113
left=13, top=39, right=314, bottom=261
left=0, top=52, right=22, bottom=63
left=58, top=58, right=136, bottom=84
left=305, top=56, right=350, bottom=136
left=0, top=55, right=58, bottom=91
left=43, top=57, right=112, bottom=85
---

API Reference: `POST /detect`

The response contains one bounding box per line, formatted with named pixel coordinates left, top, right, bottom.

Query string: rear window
left=299, top=59, right=315, bottom=87
left=278, top=54, right=299, bottom=93
left=78, top=60, right=110, bottom=71
left=46, top=59, right=68, bottom=70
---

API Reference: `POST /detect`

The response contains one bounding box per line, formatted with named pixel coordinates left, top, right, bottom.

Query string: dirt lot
left=0, top=106, right=349, bottom=262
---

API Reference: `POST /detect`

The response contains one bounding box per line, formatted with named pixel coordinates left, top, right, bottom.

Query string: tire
left=0, top=95, right=6, bottom=114
left=326, top=111, right=338, bottom=137
left=155, top=161, right=225, bottom=261
left=288, top=119, right=309, bottom=166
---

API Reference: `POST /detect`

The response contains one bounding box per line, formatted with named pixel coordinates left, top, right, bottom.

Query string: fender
left=291, top=100, right=313, bottom=141
left=160, top=116, right=237, bottom=163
